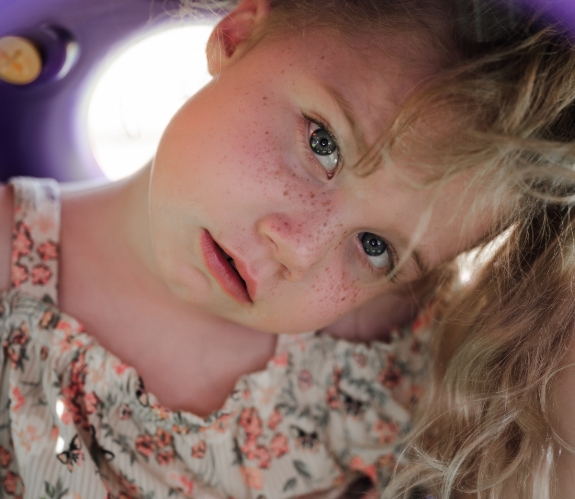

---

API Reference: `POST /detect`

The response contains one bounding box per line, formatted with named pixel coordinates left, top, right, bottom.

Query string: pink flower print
left=54, top=321, right=82, bottom=354
left=333, top=366, right=343, bottom=384
left=270, top=351, right=289, bottom=367
left=135, top=434, right=156, bottom=457
left=414, top=308, right=433, bottom=331
left=209, top=413, right=231, bottom=433
left=349, top=456, right=376, bottom=483
left=10, top=323, right=30, bottom=345
left=11, top=263, right=28, bottom=288
left=12, top=222, right=32, bottom=258
left=61, top=411, right=72, bottom=425
left=254, top=445, right=271, bottom=469
left=240, top=467, right=263, bottom=490
left=114, top=363, right=129, bottom=376
left=177, top=475, right=195, bottom=496
left=117, top=472, right=140, bottom=497
left=326, top=385, right=339, bottom=409
left=40, top=346, right=49, bottom=360
left=373, top=419, right=400, bottom=445
left=379, top=354, right=402, bottom=388
left=118, top=404, right=132, bottom=420
left=270, top=433, right=289, bottom=458
left=297, top=369, right=313, bottom=391
left=240, top=437, right=258, bottom=460
left=50, top=426, right=59, bottom=441
left=379, top=365, right=402, bottom=388
left=267, top=407, right=283, bottom=430
left=173, top=424, right=189, bottom=435
left=353, top=352, right=367, bottom=367
left=11, top=386, right=25, bottom=412
left=191, top=440, right=206, bottom=459
left=30, top=264, right=52, bottom=285
left=156, top=449, right=175, bottom=466
left=155, top=427, right=173, bottom=448
left=238, top=407, right=263, bottom=439
left=4, top=346, right=21, bottom=370
left=0, top=446, right=12, bottom=468
left=152, top=404, right=170, bottom=420
left=36, top=240, right=58, bottom=261
left=2, top=470, right=20, bottom=494
left=84, top=392, right=100, bottom=414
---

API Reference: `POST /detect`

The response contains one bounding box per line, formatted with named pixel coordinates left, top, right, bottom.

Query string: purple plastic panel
left=0, top=0, right=216, bottom=181
left=0, top=0, right=574, bottom=182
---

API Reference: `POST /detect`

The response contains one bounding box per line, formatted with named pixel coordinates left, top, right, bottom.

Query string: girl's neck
left=57, top=167, right=278, bottom=415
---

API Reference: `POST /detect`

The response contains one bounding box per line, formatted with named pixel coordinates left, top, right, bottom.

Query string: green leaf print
left=293, top=460, right=311, bottom=479
left=41, top=478, right=69, bottom=499
left=283, top=477, right=297, bottom=492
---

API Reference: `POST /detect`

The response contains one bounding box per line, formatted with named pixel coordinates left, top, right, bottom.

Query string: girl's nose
left=257, top=213, right=328, bottom=282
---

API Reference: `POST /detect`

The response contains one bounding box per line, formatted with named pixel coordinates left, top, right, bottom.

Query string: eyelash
left=355, top=235, right=400, bottom=282
left=301, top=114, right=341, bottom=179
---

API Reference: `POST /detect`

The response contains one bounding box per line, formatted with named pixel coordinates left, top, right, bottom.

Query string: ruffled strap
left=9, top=177, right=60, bottom=305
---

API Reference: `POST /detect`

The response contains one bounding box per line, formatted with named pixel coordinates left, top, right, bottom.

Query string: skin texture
left=149, top=10, right=489, bottom=335
left=0, top=0, right=489, bottom=416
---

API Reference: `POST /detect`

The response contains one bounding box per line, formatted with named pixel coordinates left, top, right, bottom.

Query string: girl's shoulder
left=0, top=183, right=13, bottom=291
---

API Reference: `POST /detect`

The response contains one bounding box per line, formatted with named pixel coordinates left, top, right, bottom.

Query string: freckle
left=323, top=223, right=327, bottom=227
left=263, top=96, right=267, bottom=100
left=310, top=193, right=315, bottom=199
left=265, top=131, right=269, bottom=135
left=283, top=190, right=289, bottom=196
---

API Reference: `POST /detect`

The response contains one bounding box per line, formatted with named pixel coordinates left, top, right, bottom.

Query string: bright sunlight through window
left=88, top=24, right=214, bottom=180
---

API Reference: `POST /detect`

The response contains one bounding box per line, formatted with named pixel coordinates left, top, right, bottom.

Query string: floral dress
left=0, top=177, right=432, bottom=499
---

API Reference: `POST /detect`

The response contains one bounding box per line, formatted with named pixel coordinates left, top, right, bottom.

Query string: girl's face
left=149, top=26, right=488, bottom=334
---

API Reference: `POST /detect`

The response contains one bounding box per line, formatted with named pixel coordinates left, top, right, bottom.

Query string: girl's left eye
left=308, top=121, right=339, bottom=175
left=359, top=232, right=390, bottom=269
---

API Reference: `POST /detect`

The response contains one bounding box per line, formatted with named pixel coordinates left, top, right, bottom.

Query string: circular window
left=88, top=24, right=214, bottom=180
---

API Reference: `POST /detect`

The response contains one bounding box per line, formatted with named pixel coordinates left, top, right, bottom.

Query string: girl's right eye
left=359, top=232, right=390, bottom=269
left=308, top=121, right=339, bottom=177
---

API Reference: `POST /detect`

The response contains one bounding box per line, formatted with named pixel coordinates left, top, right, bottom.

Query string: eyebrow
left=320, top=83, right=369, bottom=157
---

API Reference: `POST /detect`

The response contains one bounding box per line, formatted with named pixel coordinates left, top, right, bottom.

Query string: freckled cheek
left=301, top=267, right=368, bottom=325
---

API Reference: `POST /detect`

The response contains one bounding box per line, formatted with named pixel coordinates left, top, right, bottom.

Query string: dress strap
left=9, top=177, right=60, bottom=305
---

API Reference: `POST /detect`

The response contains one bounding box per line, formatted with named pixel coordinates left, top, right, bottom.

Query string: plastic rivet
left=0, top=36, right=42, bottom=85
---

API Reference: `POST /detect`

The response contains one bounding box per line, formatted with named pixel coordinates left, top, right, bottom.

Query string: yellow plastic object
left=0, top=36, right=42, bottom=85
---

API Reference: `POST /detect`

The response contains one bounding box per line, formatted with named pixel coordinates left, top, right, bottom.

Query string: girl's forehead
left=254, top=28, right=441, bottom=145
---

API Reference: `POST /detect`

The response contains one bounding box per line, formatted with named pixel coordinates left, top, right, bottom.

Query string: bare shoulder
left=0, top=184, right=12, bottom=291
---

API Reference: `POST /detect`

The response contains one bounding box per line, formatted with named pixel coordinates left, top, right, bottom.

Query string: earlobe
left=206, top=0, right=271, bottom=76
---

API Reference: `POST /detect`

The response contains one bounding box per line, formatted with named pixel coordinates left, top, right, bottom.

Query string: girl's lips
left=200, top=229, right=253, bottom=304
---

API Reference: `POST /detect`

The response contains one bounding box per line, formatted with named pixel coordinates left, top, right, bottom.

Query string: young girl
left=0, top=0, right=571, bottom=498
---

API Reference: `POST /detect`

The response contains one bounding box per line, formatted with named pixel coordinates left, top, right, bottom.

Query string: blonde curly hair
left=184, top=1, right=575, bottom=497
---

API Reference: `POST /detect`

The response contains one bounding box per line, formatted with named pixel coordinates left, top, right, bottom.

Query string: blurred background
left=88, top=24, right=214, bottom=180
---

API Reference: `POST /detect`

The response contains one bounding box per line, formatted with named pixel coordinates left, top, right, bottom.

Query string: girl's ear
left=207, top=0, right=271, bottom=76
